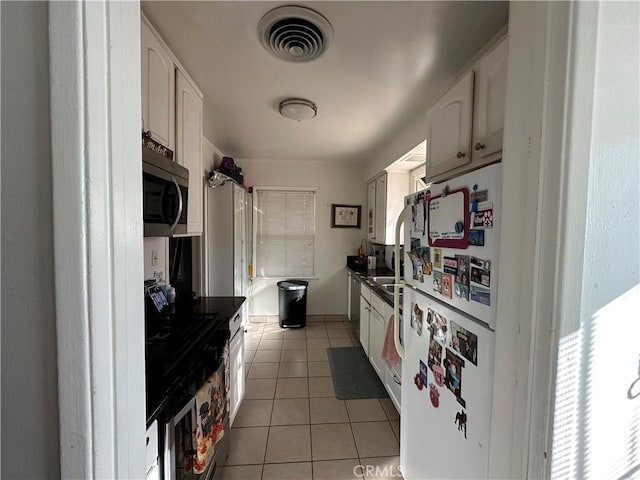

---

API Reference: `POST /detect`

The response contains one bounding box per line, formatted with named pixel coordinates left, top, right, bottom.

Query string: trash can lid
left=277, top=279, right=309, bottom=290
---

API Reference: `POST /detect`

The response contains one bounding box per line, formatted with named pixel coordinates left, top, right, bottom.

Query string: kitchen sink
left=370, top=276, right=400, bottom=286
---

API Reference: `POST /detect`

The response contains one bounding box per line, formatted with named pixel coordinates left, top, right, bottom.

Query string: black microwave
left=143, top=148, right=189, bottom=237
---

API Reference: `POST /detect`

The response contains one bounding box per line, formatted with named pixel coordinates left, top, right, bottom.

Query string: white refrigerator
left=399, top=162, right=502, bottom=479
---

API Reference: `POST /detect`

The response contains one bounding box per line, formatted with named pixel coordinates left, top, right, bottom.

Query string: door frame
left=49, top=1, right=146, bottom=478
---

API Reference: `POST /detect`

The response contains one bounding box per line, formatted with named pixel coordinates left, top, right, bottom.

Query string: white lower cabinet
left=359, top=294, right=370, bottom=356
left=368, top=307, right=385, bottom=376
left=358, top=284, right=402, bottom=413
left=228, top=311, right=245, bottom=426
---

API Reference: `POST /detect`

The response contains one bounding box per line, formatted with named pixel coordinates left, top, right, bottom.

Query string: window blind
left=255, top=189, right=316, bottom=278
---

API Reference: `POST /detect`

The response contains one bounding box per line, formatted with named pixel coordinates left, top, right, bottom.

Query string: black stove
left=145, top=296, right=245, bottom=425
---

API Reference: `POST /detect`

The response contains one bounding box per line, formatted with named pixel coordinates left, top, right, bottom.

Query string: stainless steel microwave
left=143, top=148, right=189, bottom=237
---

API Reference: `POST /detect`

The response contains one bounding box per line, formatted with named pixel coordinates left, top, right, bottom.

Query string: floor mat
left=327, top=346, right=389, bottom=400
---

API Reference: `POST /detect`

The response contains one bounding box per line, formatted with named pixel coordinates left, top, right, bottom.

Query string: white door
left=401, top=287, right=495, bottom=479
left=426, top=71, right=474, bottom=179
left=374, top=174, right=387, bottom=243
left=141, top=21, right=175, bottom=150
left=472, top=38, right=508, bottom=163
left=233, top=185, right=245, bottom=297
left=367, top=180, right=376, bottom=241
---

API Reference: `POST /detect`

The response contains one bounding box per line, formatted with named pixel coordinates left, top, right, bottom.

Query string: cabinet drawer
left=370, top=292, right=385, bottom=317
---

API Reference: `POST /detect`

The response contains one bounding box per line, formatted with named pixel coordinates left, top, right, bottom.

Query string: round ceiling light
left=258, top=5, right=333, bottom=63
left=279, top=98, right=317, bottom=121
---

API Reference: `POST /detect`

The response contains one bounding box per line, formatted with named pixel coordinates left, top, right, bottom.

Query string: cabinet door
left=367, top=180, right=376, bottom=241
left=141, top=21, right=175, bottom=150
left=176, top=70, right=203, bottom=235
left=472, top=37, right=508, bottom=163
left=374, top=174, right=387, bottom=243
left=229, top=333, right=244, bottom=426
left=368, top=308, right=385, bottom=376
left=426, top=71, right=474, bottom=179
left=359, top=296, right=370, bottom=356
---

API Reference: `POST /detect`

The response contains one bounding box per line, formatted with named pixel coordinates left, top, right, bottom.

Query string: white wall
left=550, top=2, right=640, bottom=478
left=240, top=159, right=367, bottom=315
left=143, top=237, right=169, bottom=281
left=1, top=2, right=61, bottom=477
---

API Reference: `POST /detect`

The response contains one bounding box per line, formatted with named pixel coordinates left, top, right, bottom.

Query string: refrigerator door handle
left=393, top=204, right=409, bottom=360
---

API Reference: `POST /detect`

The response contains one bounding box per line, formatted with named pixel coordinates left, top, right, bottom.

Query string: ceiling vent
left=258, top=5, right=333, bottom=63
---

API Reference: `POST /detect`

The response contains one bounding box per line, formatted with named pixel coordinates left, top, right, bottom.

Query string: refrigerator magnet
left=414, top=373, right=424, bottom=391
left=472, top=201, right=493, bottom=229
left=411, top=303, right=424, bottom=335
left=420, top=360, right=429, bottom=387
left=441, top=273, right=453, bottom=299
left=432, top=363, right=445, bottom=387
left=432, top=271, right=442, bottom=294
left=429, top=312, right=448, bottom=344
left=450, top=320, right=478, bottom=366
left=427, top=337, right=443, bottom=372
left=434, top=249, right=442, bottom=268
left=429, top=383, right=440, bottom=408
left=427, top=187, right=470, bottom=248
left=470, top=285, right=491, bottom=306
left=454, top=410, right=468, bottom=439
left=444, top=348, right=465, bottom=404
left=468, top=229, right=485, bottom=246
left=443, top=257, right=457, bottom=275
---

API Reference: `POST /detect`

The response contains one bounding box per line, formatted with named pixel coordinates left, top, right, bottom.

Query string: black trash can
left=277, top=279, right=309, bottom=328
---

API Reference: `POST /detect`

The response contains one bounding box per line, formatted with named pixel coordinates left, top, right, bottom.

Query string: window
left=410, top=164, right=428, bottom=193
left=254, top=188, right=316, bottom=278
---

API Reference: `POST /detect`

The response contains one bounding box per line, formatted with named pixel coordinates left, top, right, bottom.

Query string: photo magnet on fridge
left=429, top=383, right=440, bottom=408
left=427, top=337, right=443, bottom=372
left=443, top=257, right=457, bottom=275
left=450, top=320, right=478, bottom=366
left=444, top=348, right=465, bottom=405
left=441, top=273, right=453, bottom=299
left=468, top=229, right=485, bottom=246
left=470, top=285, right=491, bottom=306
left=432, top=271, right=442, bottom=294
left=414, top=373, right=424, bottom=391
left=434, top=249, right=442, bottom=269
left=470, top=189, right=488, bottom=203
left=432, top=363, right=445, bottom=387
left=411, top=303, right=424, bottom=336
left=429, top=312, right=448, bottom=344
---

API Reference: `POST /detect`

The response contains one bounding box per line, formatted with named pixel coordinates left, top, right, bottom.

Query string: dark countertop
left=346, top=257, right=402, bottom=309
left=145, top=296, right=245, bottom=426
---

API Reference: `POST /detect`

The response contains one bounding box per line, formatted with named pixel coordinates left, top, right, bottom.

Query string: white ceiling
left=142, top=1, right=508, bottom=163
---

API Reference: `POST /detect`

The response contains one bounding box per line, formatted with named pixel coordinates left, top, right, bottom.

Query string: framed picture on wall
left=331, top=204, right=362, bottom=228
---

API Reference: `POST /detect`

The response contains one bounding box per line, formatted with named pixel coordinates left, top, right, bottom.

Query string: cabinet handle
left=393, top=374, right=401, bottom=385
left=474, top=142, right=486, bottom=151
left=456, top=151, right=466, bottom=159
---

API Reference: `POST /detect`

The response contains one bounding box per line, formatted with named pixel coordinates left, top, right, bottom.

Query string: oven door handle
left=169, top=176, right=183, bottom=233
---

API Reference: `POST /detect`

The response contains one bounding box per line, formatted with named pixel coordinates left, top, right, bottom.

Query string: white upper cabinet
left=367, top=171, right=409, bottom=245
left=374, top=174, right=387, bottom=242
left=367, top=180, right=376, bottom=241
left=175, top=70, right=204, bottom=235
left=425, top=71, right=475, bottom=179
left=141, top=20, right=175, bottom=150
left=425, top=37, right=509, bottom=182
left=472, top=37, right=508, bottom=163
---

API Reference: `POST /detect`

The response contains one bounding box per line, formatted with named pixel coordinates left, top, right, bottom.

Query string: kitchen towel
left=382, top=315, right=401, bottom=368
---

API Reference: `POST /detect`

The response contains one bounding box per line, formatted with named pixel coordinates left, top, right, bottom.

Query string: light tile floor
left=217, top=316, right=402, bottom=480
